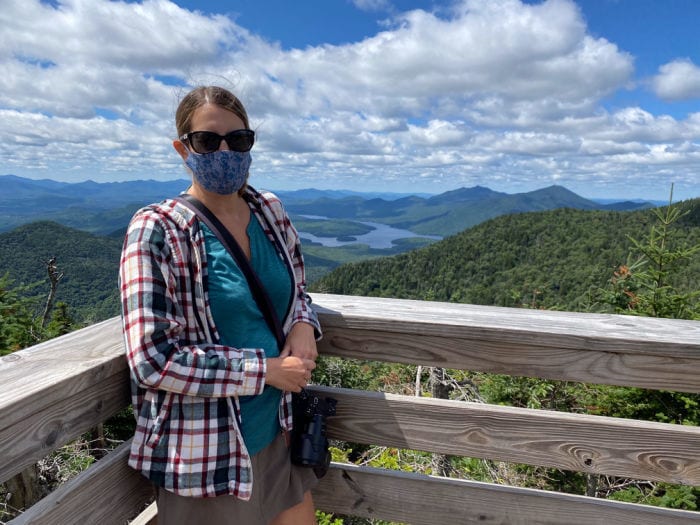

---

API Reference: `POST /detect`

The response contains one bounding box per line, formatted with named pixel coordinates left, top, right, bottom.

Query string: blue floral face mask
left=185, top=149, right=252, bottom=195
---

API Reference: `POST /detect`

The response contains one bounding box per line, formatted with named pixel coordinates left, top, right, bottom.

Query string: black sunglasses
left=180, top=129, right=255, bottom=154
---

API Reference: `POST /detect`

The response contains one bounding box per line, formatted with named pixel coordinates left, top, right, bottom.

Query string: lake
left=297, top=216, right=442, bottom=249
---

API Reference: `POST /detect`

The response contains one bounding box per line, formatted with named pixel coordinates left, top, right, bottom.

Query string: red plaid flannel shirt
left=119, top=186, right=321, bottom=498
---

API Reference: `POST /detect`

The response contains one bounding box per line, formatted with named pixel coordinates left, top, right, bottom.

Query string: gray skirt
left=156, top=432, right=318, bottom=525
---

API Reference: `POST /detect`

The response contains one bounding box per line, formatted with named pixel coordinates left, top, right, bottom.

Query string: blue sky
left=1, top=0, right=699, bottom=200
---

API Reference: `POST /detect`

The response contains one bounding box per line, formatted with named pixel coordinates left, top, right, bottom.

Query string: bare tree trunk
left=585, top=473, right=600, bottom=497
left=90, top=423, right=108, bottom=460
left=6, top=465, right=40, bottom=516
left=40, top=257, right=64, bottom=329
left=415, top=365, right=423, bottom=397
left=429, top=367, right=452, bottom=477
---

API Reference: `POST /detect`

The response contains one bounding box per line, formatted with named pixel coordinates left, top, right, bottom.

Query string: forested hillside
left=3, top=199, right=697, bottom=329
left=311, top=199, right=700, bottom=311
left=0, top=221, right=123, bottom=322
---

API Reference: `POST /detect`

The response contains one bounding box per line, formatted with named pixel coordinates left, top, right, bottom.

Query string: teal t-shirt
left=201, top=212, right=293, bottom=456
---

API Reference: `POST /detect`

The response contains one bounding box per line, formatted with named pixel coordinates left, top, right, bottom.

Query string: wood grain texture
left=309, top=386, right=700, bottom=484
left=0, top=318, right=130, bottom=483
left=313, top=463, right=700, bottom=525
left=8, top=440, right=153, bottom=525
left=312, top=294, right=700, bottom=392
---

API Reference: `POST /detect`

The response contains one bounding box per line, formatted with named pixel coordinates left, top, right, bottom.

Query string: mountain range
left=1, top=171, right=695, bottom=325
left=282, top=184, right=655, bottom=236
left=0, top=174, right=655, bottom=237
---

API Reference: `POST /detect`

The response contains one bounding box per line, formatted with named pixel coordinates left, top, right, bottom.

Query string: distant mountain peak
left=427, top=185, right=507, bottom=204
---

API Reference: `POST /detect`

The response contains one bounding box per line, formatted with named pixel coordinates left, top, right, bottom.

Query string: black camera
left=291, top=389, right=337, bottom=478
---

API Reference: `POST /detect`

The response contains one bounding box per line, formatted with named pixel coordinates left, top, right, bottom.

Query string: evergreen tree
left=0, top=275, right=36, bottom=355
left=44, top=302, right=75, bottom=339
left=598, top=189, right=700, bottom=319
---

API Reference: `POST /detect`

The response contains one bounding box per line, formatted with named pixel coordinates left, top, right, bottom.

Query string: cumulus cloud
left=248, top=0, right=632, bottom=118
left=0, top=0, right=698, bottom=200
left=0, top=0, right=239, bottom=116
left=652, top=59, right=700, bottom=101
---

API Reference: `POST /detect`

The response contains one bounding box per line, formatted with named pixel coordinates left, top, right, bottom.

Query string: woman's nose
left=217, top=137, right=229, bottom=151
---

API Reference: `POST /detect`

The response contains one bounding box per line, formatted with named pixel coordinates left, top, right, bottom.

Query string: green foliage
left=0, top=222, right=123, bottom=324
left=313, top=356, right=417, bottom=395
left=103, top=407, right=136, bottom=442
left=477, top=374, right=585, bottom=412
left=0, top=276, right=81, bottom=354
left=44, top=302, right=75, bottom=339
left=0, top=275, right=37, bottom=355
left=596, top=193, right=700, bottom=319
left=316, top=511, right=345, bottom=525
left=586, top=386, right=700, bottom=425
left=0, top=260, right=85, bottom=356
left=292, top=216, right=374, bottom=237
left=610, top=483, right=700, bottom=510
left=311, top=200, right=700, bottom=313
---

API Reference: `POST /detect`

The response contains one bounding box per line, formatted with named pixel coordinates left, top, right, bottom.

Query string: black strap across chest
left=175, top=194, right=286, bottom=350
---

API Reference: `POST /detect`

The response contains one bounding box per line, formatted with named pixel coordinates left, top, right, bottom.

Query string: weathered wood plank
left=313, top=295, right=700, bottom=356
left=0, top=318, right=130, bottom=483
left=9, top=440, right=154, bottom=525
left=313, top=463, right=700, bottom=525
left=0, top=370, right=129, bottom=484
left=313, top=294, right=700, bottom=392
left=0, top=318, right=125, bottom=411
left=309, top=386, right=700, bottom=485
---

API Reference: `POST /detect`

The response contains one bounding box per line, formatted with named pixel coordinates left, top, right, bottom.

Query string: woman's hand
left=283, top=322, right=318, bottom=361
left=265, top=354, right=316, bottom=393
left=265, top=323, right=318, bottom=392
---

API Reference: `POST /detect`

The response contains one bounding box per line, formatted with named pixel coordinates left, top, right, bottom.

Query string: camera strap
left=176, top=194, right=333, bottom=477
left=175, top=193, right=286, bottom=349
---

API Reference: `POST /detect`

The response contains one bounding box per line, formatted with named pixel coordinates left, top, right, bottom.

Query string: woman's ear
left=173, top=139, right=189, bottom=162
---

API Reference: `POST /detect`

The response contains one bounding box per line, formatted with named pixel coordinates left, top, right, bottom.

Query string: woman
left=119, top=86, right=321, bottom=524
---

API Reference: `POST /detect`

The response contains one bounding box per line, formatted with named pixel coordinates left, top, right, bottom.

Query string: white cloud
left=252, top=0, right=632, bottom=117
left=652, top=59, right=700, bottom=101
left=0, top=0, right=239, bottom=117
left=0, top=0, right=698, bottom=200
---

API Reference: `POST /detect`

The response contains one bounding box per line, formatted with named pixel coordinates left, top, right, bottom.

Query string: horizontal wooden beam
left=9, top=440, right=153, bottom=525
left=0, top=317, right=129, bottom=483
left=313, top=294, right=700, bottom=392
left=309, top=386, right=700, bottom=485
left=313, top=463, right=700, bottom=525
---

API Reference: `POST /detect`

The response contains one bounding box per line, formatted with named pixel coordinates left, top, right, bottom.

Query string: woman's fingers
left=266, top=356, right=316, bottom=392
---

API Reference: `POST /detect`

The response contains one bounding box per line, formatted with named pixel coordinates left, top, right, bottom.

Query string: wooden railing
left=2, top=294, right=700, bottom=524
